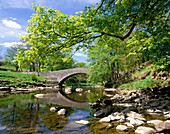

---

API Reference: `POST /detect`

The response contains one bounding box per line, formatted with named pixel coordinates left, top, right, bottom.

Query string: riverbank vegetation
left=0, top=70, right=46, bottom=87
left=1, top=0, right=169, bottom=90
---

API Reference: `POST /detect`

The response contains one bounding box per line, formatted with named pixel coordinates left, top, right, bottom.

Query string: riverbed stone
left=127, top=111, right=146, bottom=121
left=135, top=126, right=156, bottom=134
left=75, top=120, right=89, bottom=125
left=124, top=122, right=134, bottom=127
left=164, top=120, right=170, bottom=130
left=65, top=87, right=72, bottom=94
left=127, top=117, right=145, bottom=126
left=164, top=113, right=170, bottom=119
left=147, top=120, right=165, bottom=132
left=104, top=88, right=117, bottom=92
left=99, top=117, right=111, bottom=123
left=121, top=106, right=137, bottom=114
left=58, top=109, right=66, bottom=115
left=75, top=88, right=83, bottom=92
left=116, top=125, right=128, bottom=132
left=50, top=107, right=57, bottom=112
left=94, top=105, right=112, bottom=117
left=34, top=94, right=44, bottom=98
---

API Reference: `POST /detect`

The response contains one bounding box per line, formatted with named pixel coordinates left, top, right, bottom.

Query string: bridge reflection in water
left=39, top=91, right=88, bottom=109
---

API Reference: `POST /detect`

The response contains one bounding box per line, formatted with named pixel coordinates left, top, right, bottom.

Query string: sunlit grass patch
left=0, top=70, right=46, bottom=84
left=119, top=76, right=162, bottom=90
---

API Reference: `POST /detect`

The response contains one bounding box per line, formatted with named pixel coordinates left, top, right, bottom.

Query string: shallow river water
left=0, top=87, right=124, bottom=134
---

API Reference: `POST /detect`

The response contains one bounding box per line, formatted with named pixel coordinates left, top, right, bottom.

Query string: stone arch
left=20, top=68, right=88, bottom=86
left=58, top=72, right=87, bottom=85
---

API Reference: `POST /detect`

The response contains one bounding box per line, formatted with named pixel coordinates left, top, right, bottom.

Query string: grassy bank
left=0, top=70, right=46, bottom=86
left=118, top=65, right=169, bottom=90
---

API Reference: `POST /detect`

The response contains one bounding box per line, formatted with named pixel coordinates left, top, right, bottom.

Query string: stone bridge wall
left=21, top=68, right=88, bottom=85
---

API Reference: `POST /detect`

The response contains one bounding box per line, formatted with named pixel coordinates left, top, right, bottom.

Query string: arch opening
left=59, top=73, right=87, bottom=86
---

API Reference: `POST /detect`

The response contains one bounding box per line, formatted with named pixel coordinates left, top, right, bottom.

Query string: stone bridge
left=21, top=68, right=88, bottom=85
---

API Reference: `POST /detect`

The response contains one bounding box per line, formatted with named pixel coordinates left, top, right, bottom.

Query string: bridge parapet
left=20, top=68, right=88, bottom=85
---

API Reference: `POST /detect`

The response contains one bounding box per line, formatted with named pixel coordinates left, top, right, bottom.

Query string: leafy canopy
left=18, top=0, right=169, bottom=71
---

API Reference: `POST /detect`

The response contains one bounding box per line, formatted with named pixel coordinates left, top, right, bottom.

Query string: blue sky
left=0, top=0, right=100, bottom=62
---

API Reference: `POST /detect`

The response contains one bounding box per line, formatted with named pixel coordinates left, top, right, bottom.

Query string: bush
left=31, top=74, right=38, bottom=82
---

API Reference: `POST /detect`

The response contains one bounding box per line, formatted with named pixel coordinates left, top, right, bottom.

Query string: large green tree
left=17, top=0, right=169, bottom=76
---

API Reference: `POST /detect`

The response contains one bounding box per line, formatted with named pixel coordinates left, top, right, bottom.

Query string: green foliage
left=17, top=0, right=169, bottom=85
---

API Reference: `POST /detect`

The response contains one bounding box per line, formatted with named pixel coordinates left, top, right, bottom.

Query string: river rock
left=135, top=126, right=156, bottom=134
left=90, top=99, right=102, bottom=109
left=127, top=111, right=146, bottom=121
left=116, top=125, right=128, bottom=132
left=99, top=117, right=111, bottom=123
left=34, top=94, right=44, bottom=98
left=75, top=88, right=83, bottom=92
left=103, top=99, right=113, bottom=106
left=164, top=113, right=170, bottom=119
left=94, top=105, right=112, bottom=117
left=164, top=120, right=170, bottom=130
left=65, top=87, right=72, bottom=94
left=124, top=122, right=134, bottom=127
left=75, top=120, right=89, bottom=125
left=58, top=109, right=66, bottom=115
left=127, top=117, right=144, bottom=126
left=104, top=88, right=117, bottom=92
left=147, top=120, right=165, bottom=132
left=50, top=107, right=57, bottom=112
left=121, top=106, right=137, bottom=114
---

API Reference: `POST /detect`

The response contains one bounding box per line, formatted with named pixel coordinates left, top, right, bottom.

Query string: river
left=0, top=86, right=122, bottom=134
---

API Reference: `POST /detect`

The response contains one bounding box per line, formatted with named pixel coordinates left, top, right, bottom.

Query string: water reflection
left=0, top=87, right=104, bottom=133
left=0, top=101, right=73, bottom=133
left=39, top=90, right=88, bottom=109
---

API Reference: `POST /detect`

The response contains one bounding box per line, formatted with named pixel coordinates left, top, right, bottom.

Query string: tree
left=20, top=0, right=169, bottom=71
left=5, top=43, right=29, bottom=71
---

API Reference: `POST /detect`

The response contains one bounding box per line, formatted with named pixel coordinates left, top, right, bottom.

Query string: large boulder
left=94, top=105, right=113, bottom=118
left=135, top=126, right=156, bottom=134
left=147, top=120, right=165, bottom=132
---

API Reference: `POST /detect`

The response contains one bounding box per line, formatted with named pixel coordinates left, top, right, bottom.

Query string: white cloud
left=1, top=35, right=5, bottom=38
left=9, top=17, right=17, bottom=21
left=0, top=42, right=23, bottom=47
left=74, top=52, right=87, bottom=57
left=2, top=19, right=21, bottom=29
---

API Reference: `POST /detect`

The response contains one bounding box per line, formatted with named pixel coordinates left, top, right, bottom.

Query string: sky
left=0, top=0, right=100, bottom=62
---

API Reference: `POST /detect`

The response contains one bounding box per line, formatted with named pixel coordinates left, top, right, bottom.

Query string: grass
left=119, top=76, right=162, bottom=90
left=118, top=64, right=166, bottom=90
left=131, top=65, right=153, bottom=80
left=0, top=70, right=46, bottom=85
left=0, top=65, right=15, bottom=71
